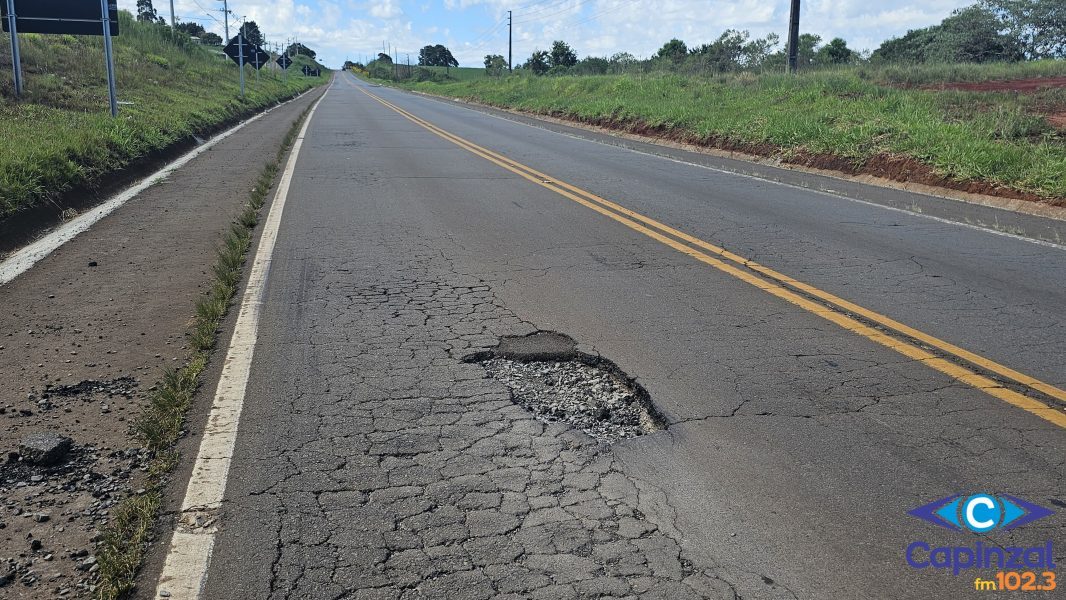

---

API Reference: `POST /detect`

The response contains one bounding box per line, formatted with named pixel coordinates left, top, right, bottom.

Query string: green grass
left=857, top=59, right=1066, bottom=86
left=418, top=65, right=491, bottom=81
left=0, top=11, right=327, bottom=219
left=402, top=67, right=1066, bottom=200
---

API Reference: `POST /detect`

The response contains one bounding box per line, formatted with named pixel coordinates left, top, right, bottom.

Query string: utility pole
left=786, top=0, right=801, bottom=74
left=508, top=10, right=512, bottom=72
left=219, top=0, right=229, bottom=41
left=169, top=0, right=175, bottom=27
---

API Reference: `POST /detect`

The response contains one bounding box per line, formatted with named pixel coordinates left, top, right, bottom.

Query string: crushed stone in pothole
left=480, top=358, right=660, bottom=443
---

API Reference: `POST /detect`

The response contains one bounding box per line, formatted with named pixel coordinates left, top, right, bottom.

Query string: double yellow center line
left=359, top=86, right=1066, bottom=429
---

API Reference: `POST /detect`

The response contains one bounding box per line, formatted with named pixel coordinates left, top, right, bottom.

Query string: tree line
left=482, top=0, right=1062, bottom=78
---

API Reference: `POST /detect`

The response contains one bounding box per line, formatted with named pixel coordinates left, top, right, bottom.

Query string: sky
left=119, top=0, right=979, bottom=68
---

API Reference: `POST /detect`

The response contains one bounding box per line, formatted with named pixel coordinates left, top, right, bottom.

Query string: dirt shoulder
left=918, top=76, right=1066, bottom=93
left=0, top=86, right=325, bottom=599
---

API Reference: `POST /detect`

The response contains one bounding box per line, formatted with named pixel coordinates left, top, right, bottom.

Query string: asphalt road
left=190, top=72, right=1064, bottom=599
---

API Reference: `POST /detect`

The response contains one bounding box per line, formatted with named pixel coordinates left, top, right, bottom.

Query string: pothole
left=466, top=332, right=664, bottom=443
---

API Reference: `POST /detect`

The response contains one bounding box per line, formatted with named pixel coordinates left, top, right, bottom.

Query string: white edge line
left=383, top=81, right=1066, bottom=252
left=154, top=83, right=330, bottom=600
left=0, top=87, right=319, bottom=287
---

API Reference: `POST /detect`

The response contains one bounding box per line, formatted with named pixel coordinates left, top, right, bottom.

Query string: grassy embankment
left=418, top=65, right=491, bottom=81
left=400, top=61, right=1066, bottom=201
left=0, top=11, right=327, bottom=219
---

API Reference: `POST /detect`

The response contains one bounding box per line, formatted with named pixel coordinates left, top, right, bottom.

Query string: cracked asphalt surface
left=188, top=74, right=1063, bottom=599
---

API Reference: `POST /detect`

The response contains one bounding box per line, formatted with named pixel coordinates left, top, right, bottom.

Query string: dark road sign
left=301, top=66, right=320, bottom=77
left=223, top=35, right=269, bottom=70
left=276, top=55, right=292, bottom=69
left=223, top=35, right=248, bottom=65
left=247, top=47, right=270, bottom=70
left=2, top=0, right=119, bottom=36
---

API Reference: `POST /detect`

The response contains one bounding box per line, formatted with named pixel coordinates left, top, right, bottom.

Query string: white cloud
left=369, top=0, right=403, bottom=19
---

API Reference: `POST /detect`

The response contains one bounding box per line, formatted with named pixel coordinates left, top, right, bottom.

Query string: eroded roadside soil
left=918, top=76, right=1066, bottom=93
left=0, top=87, right=323, bottom=598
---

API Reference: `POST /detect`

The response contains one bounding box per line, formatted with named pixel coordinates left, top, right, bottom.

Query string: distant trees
left=656, top=39, right=688, bottom=61
left=519, top=41, right=576, bottom=75
left=136, top=0, right=160, bottom=22
left=979, top=0, right=1064, bottom=58
left=794, top=33, right=822, bottom=67
left=239, top=21, right=264, bottom=47
left=689, top=30, right=781, bottom=71
left=608, top=52, right=638, bottom=70
left=548, top=41, right=578, bottom=69
left=523, top=50, right=550, bottom=74
left=486, top=1, right=1056, bottom=79
left=286, top=43, right=317, bottom=59
left=418, top=45, right=459, bottom=68
left=819, top=38, right=854, bottom=64
left=200, top=32, right=223, bottom=46
left=573, top=56, right=609, bottom=75
left=484, top=54, right=507, bottom=76
left=873, top=5, right=1024, bottom=63
left=175, top=21, right=205, bottom=37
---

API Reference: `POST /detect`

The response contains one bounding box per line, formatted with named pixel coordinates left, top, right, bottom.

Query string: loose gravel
left=480, top=358, right=660, bottom=443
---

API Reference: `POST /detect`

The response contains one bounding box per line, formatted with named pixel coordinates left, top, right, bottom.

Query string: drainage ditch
left=466, top=332, right=664, bottom=443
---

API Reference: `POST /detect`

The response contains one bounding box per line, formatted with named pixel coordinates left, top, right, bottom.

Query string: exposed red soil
left=546, top=110, right=1061, bottom=206
left=919, top=76, right=1066, bottom=93
left=1048, top=113, right=1066, bottom=130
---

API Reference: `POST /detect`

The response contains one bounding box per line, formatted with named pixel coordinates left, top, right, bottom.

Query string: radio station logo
left=905, top=493, right=1058, bottom=592
left=909, top=493, right=1054, bottom=532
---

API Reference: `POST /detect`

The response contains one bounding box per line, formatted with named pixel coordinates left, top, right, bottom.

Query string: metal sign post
left=4, top=1, right=119, bottom=110
left=100, top=0, right=117, bottom=116
left=277, top=52, right=292, bottom=86
left=238, top=34, right=245, bottom=97
left=224, top=35, right=267, bottom=97
left=4, top=0, right=22, bottom=97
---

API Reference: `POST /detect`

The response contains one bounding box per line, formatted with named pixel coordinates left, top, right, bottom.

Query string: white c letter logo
left=965, top=496, right=996, bottom=530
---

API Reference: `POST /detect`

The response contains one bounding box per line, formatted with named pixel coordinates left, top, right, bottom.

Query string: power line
left=466, top=17, right=508, bottom=46
left=460, top=18, right=509, bottom=54
left=538, top=0, right=641, bottom=32
left=514, top=0, right=577, bottom=18
left=188, top=0, right=225, bottom=27
left=513, top=0, right=596, bottom=25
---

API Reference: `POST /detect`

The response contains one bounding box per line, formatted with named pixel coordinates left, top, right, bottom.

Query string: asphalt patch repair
left=466, top=332, right=665, bottom=443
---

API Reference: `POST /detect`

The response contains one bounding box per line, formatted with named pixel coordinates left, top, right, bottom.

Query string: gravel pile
left=0, top=442, right=147, bottom=595
left=481, top=358, right=659, bottom=442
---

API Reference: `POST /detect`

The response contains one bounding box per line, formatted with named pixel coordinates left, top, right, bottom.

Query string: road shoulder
left=0, top=85, right=325, bottom=599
